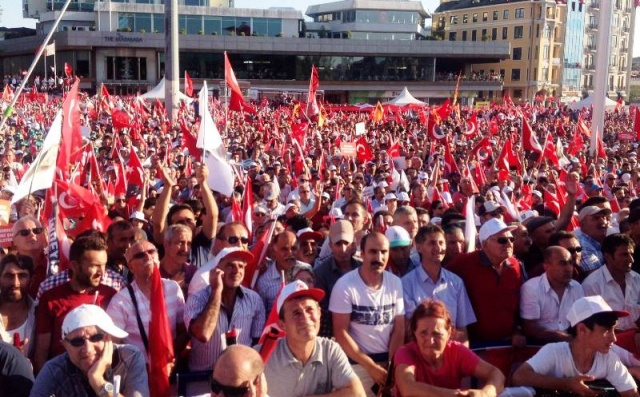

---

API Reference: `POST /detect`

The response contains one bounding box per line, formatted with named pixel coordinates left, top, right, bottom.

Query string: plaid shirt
left=36, top=268, right=127, bottom=301
left=577, top=232, right=605, bottom=272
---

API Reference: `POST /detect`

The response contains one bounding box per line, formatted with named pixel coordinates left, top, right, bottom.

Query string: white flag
left=12, top=110, right=62, bottom=204
left=197, top=81, right=234, bottom=197
left=44, top=42, right=56, bottom=57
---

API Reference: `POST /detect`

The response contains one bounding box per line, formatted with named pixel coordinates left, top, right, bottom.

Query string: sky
left=2, top=0, right=639, bottom=56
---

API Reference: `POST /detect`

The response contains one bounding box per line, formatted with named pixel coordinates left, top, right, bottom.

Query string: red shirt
left=36, top=283, right=116, bottom=358
left=448, top=251, right=523, bottom=343
left=394, top=341, right=479, bottom=394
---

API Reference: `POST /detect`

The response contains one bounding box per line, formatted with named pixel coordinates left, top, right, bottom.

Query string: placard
left=355, top=122, right=366, bottom=136
left=340, top=142, right=357, bottom=157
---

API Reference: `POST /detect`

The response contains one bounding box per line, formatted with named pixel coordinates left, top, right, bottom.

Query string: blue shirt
left=577, top=232, right=604, bottom=272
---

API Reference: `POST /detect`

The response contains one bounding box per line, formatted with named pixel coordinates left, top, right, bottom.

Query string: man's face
left=531, top=221, right=555, bottom=249
left=219, top=225, right=250, bottom=252
left=272, top=232, right=299, bottom=271
left=169, top=209, right=197, bottom=233
left=163, top=231, right=192, bottom=265
left=482, top=230, right=514, bottom=263
left=558, top=237, right=582, bottom=267
left=418, top=232, right=446, bottom=266
left=0, top=262, right=30, bottom=302
left=389, top=245, right=412, bottom=267
left=583, top=322, right=618, bottom=354
left=63, top=325, right=107, bottom=375
left=330, top=239, right=354, bottom=263
left=219, top=258, right=246, bottom=288
left=278, top=297, right=321, bottom=345
left=14, top=219, right=45, bottom=253
left=394, top=213, right=418, bottom=240
left=580, top=212, right=611, bottom=241
left=343, top=204, right=366, bottom=232
left=444, top=228, right=465, bottom=259
left=512, top=225, right=532, bottom=256
left=72, top=250, right=107, bottom=289
left=127, top=242, right=160, bottom=281
left=107, top=228, right=135, bottom=260
left=114, top=194, right=127, bottom=209
left=361, top=234, right=389, bottom=275
left=544, top=248, right=574, bottom=286
left=297, top=238, right=317, bottom=264
left=605, top=244, right=635, bottom=275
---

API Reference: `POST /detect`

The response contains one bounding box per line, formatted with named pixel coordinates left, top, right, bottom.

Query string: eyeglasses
left=566, top=247, right=583, bottom=254
left=220, top=236, right=250, bottom=245
left=494, top=236, right=515, bottom=245
left=65, top=333, right=105, bottom=347
left=15, top=227, right=43, bottom=237
left=210, top=378, right=250, bottom=397
left=131, top=248, right=158, bottom=260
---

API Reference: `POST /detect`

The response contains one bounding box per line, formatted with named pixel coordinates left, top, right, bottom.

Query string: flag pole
left=0, top=0, right=73, bottom=132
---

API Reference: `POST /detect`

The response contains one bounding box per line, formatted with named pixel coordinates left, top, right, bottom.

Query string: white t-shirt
left=329, top=268, right=404, bottom=355
left=527, top=342, right=637, bottom=392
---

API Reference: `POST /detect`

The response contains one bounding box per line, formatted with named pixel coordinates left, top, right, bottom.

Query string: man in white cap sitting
left=259, top=280, right=365, bottom=397
left=30, top=304, right=149, bottom=397
left=384, top=226, right=415, bottom=277
left=513, top=296, right=639, bottom=396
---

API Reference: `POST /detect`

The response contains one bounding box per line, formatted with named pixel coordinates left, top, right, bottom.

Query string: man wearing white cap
left=384, top=193, right=398, bottom=215
left=448, top=218, right=525, bottom=377
left=513, top=296, right=638, bottom=395
left=31, top=304, right=149, bottom=397
left=385, top=226, right=415, bottom=277
left=576, top=199, right=613, bottom=273
left=259, top=280, right=365, bottom=397
left=184, top=247, right=265, bottom=372
left=295, top=227, right=322, bottom=265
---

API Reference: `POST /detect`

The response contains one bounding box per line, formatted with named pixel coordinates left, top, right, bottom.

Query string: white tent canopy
left=567, top=95, right=618, bottom=110
left=384, top=87, right=426, bottom=106
left=139, top=77, right=192, bottom=102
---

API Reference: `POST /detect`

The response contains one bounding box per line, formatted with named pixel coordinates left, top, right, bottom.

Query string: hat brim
left=283, top=288, right=325, bottom=308
left=299, top=231, right=323, bottom=241
left=220, top=250, right=254, bottom=264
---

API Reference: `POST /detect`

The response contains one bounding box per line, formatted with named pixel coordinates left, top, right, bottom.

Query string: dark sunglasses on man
left=15, top=227, right=44, bottom=237
left=210, top=377, right=252, bottom=397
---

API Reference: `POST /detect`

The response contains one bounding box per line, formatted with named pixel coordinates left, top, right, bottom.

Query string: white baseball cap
left=566, top=296, right=629, bottom=327
left=478, top=218, right=517, bottom=244
left=578, top=205, right=613, bottom=222
left=385, top=226, right=411, bottom=248
left=62, top=304, right=128, bottom=339
left=384, top=193, right=397, bottom=201
left=397, top=192, right=410, bottom=202
left=210, top=247, right=254, bottom=270
left=129, top=211, right=147, bottom=222
left=276, top=280, right=325, bottom=315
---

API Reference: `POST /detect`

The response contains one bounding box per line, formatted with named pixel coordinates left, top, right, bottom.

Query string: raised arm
left=187, top=269, right=223, bottom=343
left=196, top=162, right=218, bottom=240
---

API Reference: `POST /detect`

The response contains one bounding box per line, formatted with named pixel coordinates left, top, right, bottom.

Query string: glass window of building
left=450, top=16, right=458, bottom=24
left=514, top=26, right=523, bottom=39
left=511, top=69, right=521, bottom=81
left=513, top=47, right=522, bottom=60
left=267, top=19, right=282, bottom=37
left=514, top=89, right=522, bottom=98
left=463, top=14, right=468, bottom=24
left=472, top=13, right=478, bottom=23
left=481, top=29, right=487, bottom=39
left=491, top=28, right=497, bottom=40
left=118, top=13, right=134, bottom=31
left=204, top=16, right=221, bottom=35
left=503, top=10, right=509, bottom=19
left=462, top=31, right=467, bottom=41
left=471, top=30, right=476, bottom=41
left=135, top=13, right=151, bottom=33
left=493, top=11, right=498, bottom=21
left=152, top=14, right=164, bottom=33
left=515, top=8, right=525, bottom=18
left=502, top=27, right=508, bottom=39
left=483, top=12, right=488, bottom=22
left=542, top=44, right=549, bottom=59
left=449, top=32, right=457, bottom=40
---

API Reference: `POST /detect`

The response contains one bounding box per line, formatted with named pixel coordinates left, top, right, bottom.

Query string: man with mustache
left=256, top=231, right=304, bottom=314
left=575, top=198, right=613, bottom=274
left=260, top=280, right=365, bottom=397
left=33, top=235, right=117, bottom=373
left=160, top=224, right=197, bottom=298
left=330, top=232, right=404, bottom=397
left=0, top=254, right=35, bottom=356
left=295, top=227, right=322, bottom=265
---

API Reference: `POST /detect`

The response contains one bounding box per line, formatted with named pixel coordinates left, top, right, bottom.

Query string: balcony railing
left=587, top=23, right=598, bottom=30
left=584, top=64, right=596, bottom=71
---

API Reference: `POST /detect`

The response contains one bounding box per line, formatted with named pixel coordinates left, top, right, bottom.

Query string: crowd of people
left=0, top=83, right=640, bottom=397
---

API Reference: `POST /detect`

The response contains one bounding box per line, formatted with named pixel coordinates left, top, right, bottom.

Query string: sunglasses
left=65, top=333, right=105, bottom=347
left=210, top=378, right=249, bottom=397
left=566, top=247, right=583, bottom=254
left=132, top=248, right=158, bottom=260
left=15, top=227, right=44, bottom=237
left=220, top=236, right=250, bottom=245
left=494, top=236, right=515, bottom=245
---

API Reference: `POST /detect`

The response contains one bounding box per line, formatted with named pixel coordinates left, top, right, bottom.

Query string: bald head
left=212, top=345, right=265, bottom=391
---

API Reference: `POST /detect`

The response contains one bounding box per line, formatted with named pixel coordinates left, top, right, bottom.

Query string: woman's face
left=415, top=316, right=450, bottom=363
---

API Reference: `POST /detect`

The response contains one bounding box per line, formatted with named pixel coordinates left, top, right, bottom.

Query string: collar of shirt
left=417, top=265, right=446, bottom=285
left=281, top=337, right=324, bottom=367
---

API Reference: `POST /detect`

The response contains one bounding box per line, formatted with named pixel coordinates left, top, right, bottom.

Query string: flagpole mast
left=0, top=0, right=72, bottom=132
left=590, top=0, right=613, bottom=155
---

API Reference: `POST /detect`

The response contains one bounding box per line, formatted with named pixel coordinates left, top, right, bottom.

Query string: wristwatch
left=98, top=382, right=115, bottom=397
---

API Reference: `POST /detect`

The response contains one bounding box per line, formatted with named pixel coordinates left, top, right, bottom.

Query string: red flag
left=463, top=112, right=478, bottom=137
left=126, top=148, right=145, bottom=188
left=634, top=109, right=640, bottom=140
left=114, top=150, right=128, bottom=196
left=437, top=98, right=451, bottom=121
left=568, top=130, right=584, bottom=157
left=225, top=52, right=247, bottom=112
left=522, top=118, right=542, bottom=154
left=543, top=189, right=561, bottom=216
left=101, top=83, right=110, bottom=100
left=596, top=128, right=607, bottom=158
left=355, top=136, right=374, bottom=162
left=442, top=140, right=460, bottom=176
left=540, top=133, right=560, bottom=167
left=71, top=200, right=112, bottom=237
left=64, top=62, right=72, bottom=78
left=244, top=221, right=277, bottom=289
left=387, top=140, right=401, bottom=158
left=495, top=138, right=514, bottom=171
left=185, top=71, right=194, bottom=97
left=2, top=84, right=13, bottom=102
left=489, top=119, right=499, bottom=135
left=57, top=80, right=83, bottom=179
left=242, top=178, right=254, bottom=237
left=43, top=194, right=71, bottom=275
left=54, top=178, right=97, bottom=219
left=179, top=118, right=201, bottom=161
left=148, top=266, right=174, bottom=397
left=577, top=114, right=592, bottom=138
left=111, top=109, right=132, bottom=130
left=470, top=137, right=492, bottom=160
left=427, top=112, right=446, bottom=142
left=306, top=65, right=320, bottom=116
left=231, top=196, right=243, bottom=223
left=291, top=121, right=309, bottom=148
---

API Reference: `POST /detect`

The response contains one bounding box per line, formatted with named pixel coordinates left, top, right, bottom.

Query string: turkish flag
left=53, top=178, right=96, bottom=219
left=71, top=200, right=112, bottom=237
left=180, top=118, right=201, bottom=161
left=57, top=80, right=83, bottom=180
left=148, top=266, right=174, bottom=397
left=64, top=62, right=72, bottom=78
left=540, top=133, right=560, bottom=167
left=111, top=109, right=132, bottom=130
left=634, top=108, right=640, bottom=140
left=126, top=147, right=145, bottom=188
left=427, top=112, right=446, bottom=142
left=463, top=112, right=478, bottom=137
left=185, top=71, right=194, bottom=97
left=225, top=52, right=247, bottom=112
left=522, top=118, right=542, bottom=154
left=356, top=136, right=374, bottom=162
left=577, top=114, right=592, bottom=138
left=387, top=140, right=401, bottom=158
left=306, top=65, right=320, bottom=116
left=442, top=140, right=460, bottom=176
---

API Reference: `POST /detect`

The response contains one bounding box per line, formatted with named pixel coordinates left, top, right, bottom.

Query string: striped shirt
left=184, top=286, right=265, bottom=371
left=106, top=279, right=185, bottom=359
left=255, top=259, right=305, bottom=314
left=36, top=268, right=127, bottom=300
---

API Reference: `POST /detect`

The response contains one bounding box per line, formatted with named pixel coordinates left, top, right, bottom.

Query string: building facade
left=433, top=0, right=635, bottom=102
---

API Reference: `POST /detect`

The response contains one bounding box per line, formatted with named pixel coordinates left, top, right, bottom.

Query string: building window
left=450, top=16, right=458, bottom=25
left=513, top=47, right=522, bottom=60
left=493, top=11, right=498, bottom=21
left=500, top=69, right=505, bottom=79
left=449, top=31, right=457, bottom=40
left=503, top=10, right=509, bottom=19
left=514, top=89, right=523, bottom=98
left=515, top=8, right=525, bottom=18
left=472, top=30, right=477, bottom=41
left=462, top=31, right=467, bottom=41
left=483, top=12, right=488, bottom=22
left=511, top=69, right=521, bottom=81
left=502, top=27, right=508, bottom=39
left=492, top=27, right=497, bottom=40
left=514, top=26, right=524, bottom=39
left=473, top=13, right=478, bottom=23
left=463, top=14, right=468, bottom=23
left=481, top=29, right=487, bottom=39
